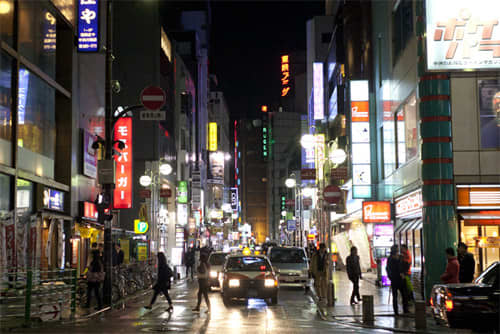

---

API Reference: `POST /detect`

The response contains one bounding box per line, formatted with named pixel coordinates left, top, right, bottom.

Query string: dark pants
left=350, top=278, right=360, bottom=303
left=186, top=264, right=194, bottom=279
left=150, top=284, right=172, bottom=305
left=196, top=279, right=210, bottom=308
left=391, top=281, right=409, bottom=314
left=86, top=282, right=102, bottom=308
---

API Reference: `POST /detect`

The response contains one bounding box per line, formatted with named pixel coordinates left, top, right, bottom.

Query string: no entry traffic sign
left=323, top=185, right=342, bottom=205
left=140, top=86, right=166, bottom=110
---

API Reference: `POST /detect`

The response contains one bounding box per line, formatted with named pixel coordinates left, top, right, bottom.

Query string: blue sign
left=77, top=0, right=99, bottom=52
left=43, top=188, right=65, bottom=211
left=18, top=69, right=29, bottom=125
left=287, top=220, right=296, bottom=231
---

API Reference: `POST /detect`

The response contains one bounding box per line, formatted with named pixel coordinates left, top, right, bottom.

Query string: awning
left=394, top=218, right=422, bottom=235
left=459, top=211, right=500, bottom=225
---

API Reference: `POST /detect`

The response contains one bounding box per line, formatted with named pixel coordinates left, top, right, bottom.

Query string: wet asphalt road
left=11, top=279, right=390, bottom=334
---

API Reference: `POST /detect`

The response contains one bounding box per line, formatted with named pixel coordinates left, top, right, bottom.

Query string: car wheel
left=222, top=294, right=231, bottom=306
left=271, top=295, right=278, bottom=305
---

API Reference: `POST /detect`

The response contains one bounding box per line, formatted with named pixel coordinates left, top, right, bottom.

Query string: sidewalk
left=313, top=270, right=472, bottom=333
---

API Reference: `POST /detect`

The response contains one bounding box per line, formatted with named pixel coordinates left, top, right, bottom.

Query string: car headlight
left=264, top=279, right=277, bottom=287
left=228, top=279, right=240, bottom=287
left=210, top=271, right=218, bottom=278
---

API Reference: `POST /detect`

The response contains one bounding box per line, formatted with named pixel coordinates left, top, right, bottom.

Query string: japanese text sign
left=209, top=122, right=217, bottom=151
left=426, top=0, right=500, bottom=70
left=77, top=0, right=99, bottom=52
left=313, top=62, right=324, bottom=120
left=281, top=55, right=291, bottom=97
left=43, top=188, right=65, bottom=211
left=362, top=201, right=391, bottom=223
left=113, top=117, right=132, bottom=208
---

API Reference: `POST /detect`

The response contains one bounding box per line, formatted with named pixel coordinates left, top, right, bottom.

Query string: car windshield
left=269, top=248, right=306, bottom=264
left=475, top=262, right=499, bottom=286
left=209, top=253, right=227, bottom=265
left=226, top=257, right=271, bottom=271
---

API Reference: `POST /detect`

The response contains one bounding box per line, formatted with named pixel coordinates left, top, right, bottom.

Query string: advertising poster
left=137, top=243, right=147, bottom=261
left=478, top=79, right=500, bottom=148
left=208, top=152, right=224, bottom=184
left=83, top=130, right=97, bottom=178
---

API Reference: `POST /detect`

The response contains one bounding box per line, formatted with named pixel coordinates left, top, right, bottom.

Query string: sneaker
left=167, top=305, right=173, bottom=312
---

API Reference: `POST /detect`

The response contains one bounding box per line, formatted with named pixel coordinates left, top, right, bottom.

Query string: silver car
left=268, top=247, right=309, bottom=289
left=207, top=252, right=229, bottom=289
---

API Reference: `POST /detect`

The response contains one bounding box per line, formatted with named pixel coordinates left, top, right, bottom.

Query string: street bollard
left=415, top=301, right=427, bottom=329
left=70, top=269, right=77, bottom=320
left=327, top=281, right=335, bottom=307
left=362, top=295, right=374, bottom=324
left=24, top=270, right=33, bottom=327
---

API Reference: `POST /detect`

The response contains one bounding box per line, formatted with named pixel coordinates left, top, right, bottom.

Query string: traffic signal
left=95, top=192, right=113, bottom=224
left=281, top=195, right=286, bottom=211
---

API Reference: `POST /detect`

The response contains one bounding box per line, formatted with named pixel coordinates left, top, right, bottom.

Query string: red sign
left=285, top=199, right=295, bottom=207
left=395, top=190, right=422, bottom=218
left=351, top=101, right=369, bottom=122
left=281, top=55, right=291, bottom=97
left=140, top=86, right=166, bottom=110
left=301, top=168, right=316, bottom=180
left=323, top=185, right=342, bottom=204
left=362, top=201, right=391, bottom=223
left=83, top=201, right=98, bottom=220
left=331, top=167, right=348, bottom=180
left=113, top=117, right=133, bottom=208
left=160, top=188, right=172, bottom=198
left=139, top=189, right=151, bottom=199
left=303, top=198, right=313, bottom=207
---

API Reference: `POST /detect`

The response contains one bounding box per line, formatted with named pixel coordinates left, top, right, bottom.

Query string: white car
left=207, top=252, right=228, bottom=289
left=268, top=246, right=309, bottom=289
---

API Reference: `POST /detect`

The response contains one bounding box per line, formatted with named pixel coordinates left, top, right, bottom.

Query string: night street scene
left=1, top=0, right=500, bottom=333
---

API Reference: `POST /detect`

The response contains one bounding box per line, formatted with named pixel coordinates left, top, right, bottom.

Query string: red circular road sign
left=323, top=185, right=342, bottom=204
left=140, top=86, right=166, bottom=110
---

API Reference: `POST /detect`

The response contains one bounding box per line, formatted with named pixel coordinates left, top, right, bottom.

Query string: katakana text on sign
left=114, top=117, right=133, bottom=208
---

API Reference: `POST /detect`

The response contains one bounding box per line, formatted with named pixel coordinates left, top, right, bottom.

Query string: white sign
left=426, top=0, right=500, bottom=70
left=177, top=204, right=188, bottom=226
left=313, top=62, right=324, bottom=120
left=395, top=190, right=423, bottom=218
left=140, top=110, right=166, bottom=121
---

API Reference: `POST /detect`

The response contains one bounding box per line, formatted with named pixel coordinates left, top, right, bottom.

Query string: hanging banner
left=77, top=0, right=99, bottom=52
left=83, top=130, right=98, bottom=179
left=113, top=117, right=133, bottom=208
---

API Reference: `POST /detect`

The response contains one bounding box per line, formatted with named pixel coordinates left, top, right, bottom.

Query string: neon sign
left=113, top=117, right=133, bottom=208
left=313, top=62, right=324, bottom=120
left=77, top=0, right=99, bottom=52
left=281, top=55, right=291, bottom=97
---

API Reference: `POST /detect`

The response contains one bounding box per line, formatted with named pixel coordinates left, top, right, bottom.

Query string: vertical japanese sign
left=230, top=187, right=239, bottom=211
left=281, top=55, right=291, bottom=96
left=208, top=122, right=217, bottom=151
left=43, top=11, right=56, bottom=52
left=77, top=0, right=99, bottom=52
left=83, top=130, right=97, bottom=178
left=314, top=134, right=325, bottom=182
left=177, top=181, right=188, bottom=204
left=18, top=69, right=29, bottom=125
left=313, top=62, right=324, bottom=120
left=350, top=80, right=371, bottom=198
left=426, top=0, right=500, bottom=71
left=113, top=117, right=132, bottom=208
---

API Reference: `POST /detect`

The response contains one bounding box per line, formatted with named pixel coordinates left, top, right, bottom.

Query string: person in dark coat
left=457, top=242, right=475, bottom=283
left=185, top=247, right=195, bottom=280
left=112, top=243, right=124, bottom=267
left=346, top=246, right=362, bottom=305
left=192, top=253, right=211, bottom=313
left=386, top=245, right=409, bottom=315
left=85, top=250, right=104, bottom=309
left=145, top=252, right=173, bottom=311
left=440, top=247, right=460, bottom=284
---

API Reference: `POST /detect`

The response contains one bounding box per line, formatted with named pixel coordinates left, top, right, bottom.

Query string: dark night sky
left=210, top=1, right=324, bottom=119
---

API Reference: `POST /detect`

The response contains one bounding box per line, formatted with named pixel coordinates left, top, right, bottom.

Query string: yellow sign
left=120, top=239, right=130, bottom=264
left=137, top=245, right=147, bottom=261
left=134, top=219, right=149, bottom=234
left=209, top=122, right=217, bottom=151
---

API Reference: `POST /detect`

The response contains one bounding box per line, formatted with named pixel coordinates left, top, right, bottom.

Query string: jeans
left=315, top=275, right=328, bottom=299
left=186, top=265, right=194, bottom=280
left=196, top=279, right=210, bottom=308
left=150, top=285, right=172, bottom=305
left=86, top=282, right=102, bottom=308
left=350, top=278, right=361, bottom=303
left=391, top=282, right=409, bottom=314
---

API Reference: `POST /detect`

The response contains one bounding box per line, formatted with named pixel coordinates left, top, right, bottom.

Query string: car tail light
left=445, top=300, right=453, bottom=311
left=430, top=298, right=434, bottom=306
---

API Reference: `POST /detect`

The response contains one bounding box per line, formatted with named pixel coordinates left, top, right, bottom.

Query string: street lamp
left=285, top=178, right=296, bottom=188
left=139, top=175, right=152, bottom=187
left=159, top=162, right=173, bottom=176
left=300, top=134, right=316, bottom=149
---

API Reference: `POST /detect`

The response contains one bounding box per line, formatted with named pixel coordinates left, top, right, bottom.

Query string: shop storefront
left=394, top=189, right=424, bottom=299
left=457, top=185, right=500, bottom=275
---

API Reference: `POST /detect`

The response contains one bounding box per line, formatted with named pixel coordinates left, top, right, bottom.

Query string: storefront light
left=139, top=175, right=152, bottom=187
left=285, top=178, right=296, bottom=188
left=0, top=0, right=12, bottom=14
left=329, top=149, right=347, bottom=164
left=300, top=134, right=316, bottom=149
left=159, top=163, right=172, bottom=176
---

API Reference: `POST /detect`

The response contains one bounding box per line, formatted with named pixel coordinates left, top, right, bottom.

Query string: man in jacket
left=185, top=247, right=196, bottom=280
left=346, top=246, right=362, bottom=305
left=386, top=245, right=409, bottom=315
left=457, top=242, right=475, bottom=283
left=311, top=243, right=330, bottom=301
left=440, top=247, right=460, bottom=284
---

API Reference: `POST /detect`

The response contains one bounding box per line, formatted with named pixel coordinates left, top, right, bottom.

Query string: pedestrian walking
left=85, top=250, right=105, bottom=309
left=346, top=246, right=362, bottom=305
left=192, top=253, right=211, bottom=313
left=386, top=245, right=409, bottom=315
left=400, top=244, right=414, bottom=301
left=311, top=243, right=330, bottom=301
left=185, top=247, right=195, bottom=280
left=145, top=252, right=173, bottom=311
left=457, top=242, right=475, bottom=283
left=440, top=247, right=460, bottom=284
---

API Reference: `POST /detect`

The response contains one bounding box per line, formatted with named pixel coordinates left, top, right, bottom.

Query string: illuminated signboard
left=83, top=130, right=97, bottom=179
left=230, top=187, right=239, bottom=211
left=77, top=0, right=99, bottom=52
left=43, top=188, right=64, bottom=211
left=426, top=0, right=500, bottom=71
left=208, top=152, right=224, bottom=184
left=18, top=69, right=29, bottom=125
left=313, top=62, right=324, bottom=120
left=177, top=205, right=188, bottom=226
left=314, top=134, right=325, bottom=182
left=281, top=55, right=291, bottom=97
left=82, top=201, right=98, bottom=220
left=113, top=117, right=133, bottom=208
left=43, top=12, right=56, bottom=52
left=395, top=190, right=423, bottom=218
left=134, top=220, right=149, bottom=234
left=362, top=201, right=391, bottom=223
left=208, top=122, right=217, bottom=151
left=177, top=181, right=188, bottom=204
left=350, top=80, right=371, bottom=198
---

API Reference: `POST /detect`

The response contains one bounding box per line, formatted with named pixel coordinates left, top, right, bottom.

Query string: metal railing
left=0, top=268, right=76, bottom=327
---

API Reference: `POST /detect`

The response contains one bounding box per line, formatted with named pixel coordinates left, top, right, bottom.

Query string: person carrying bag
left=85, top=250, right=105, bottom=309
left=145, top=252, right=174, bottom=312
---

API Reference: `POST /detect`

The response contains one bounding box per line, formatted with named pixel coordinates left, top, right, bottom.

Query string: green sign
left=177, top=181, right=188, bottom=204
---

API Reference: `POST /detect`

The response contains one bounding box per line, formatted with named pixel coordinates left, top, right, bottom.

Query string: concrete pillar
left=416, top=1, right=458, bottom=300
